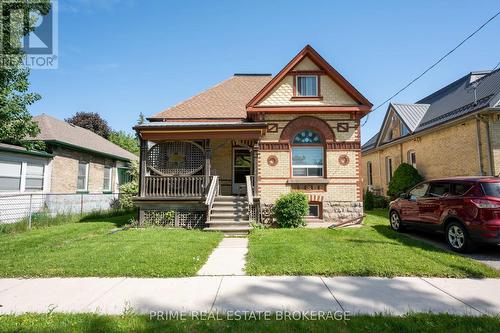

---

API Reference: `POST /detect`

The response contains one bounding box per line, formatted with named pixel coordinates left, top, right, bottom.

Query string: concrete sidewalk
left=197, top=238, right=248, bottom=276
left=0, top=276, right=499, bottom=316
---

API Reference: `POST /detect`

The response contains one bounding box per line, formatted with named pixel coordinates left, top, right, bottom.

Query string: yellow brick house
left=362, top=70, right=500, bottom=196
left=133, top=45, right=372, bottom=233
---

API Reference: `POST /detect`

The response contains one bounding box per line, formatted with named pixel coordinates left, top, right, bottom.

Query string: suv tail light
left=470, top=199, right=500, bottom=209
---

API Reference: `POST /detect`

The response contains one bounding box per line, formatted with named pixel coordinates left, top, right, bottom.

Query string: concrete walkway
left=197, top=238, right=248, bottom=276
left=0, top=276, right=499, bottom=315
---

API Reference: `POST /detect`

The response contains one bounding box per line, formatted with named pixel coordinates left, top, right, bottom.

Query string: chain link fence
left=0, top=192, right=123, bottom=227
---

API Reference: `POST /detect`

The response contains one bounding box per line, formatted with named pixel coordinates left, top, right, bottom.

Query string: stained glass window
left=293, top=130, right=322, bottom=144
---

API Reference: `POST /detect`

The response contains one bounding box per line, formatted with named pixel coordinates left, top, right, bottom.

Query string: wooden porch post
left=253, top=143, right=259, bottom=197
left=205, top=139, right=212, bottom=188
left=139, top=138, right=148, bottom=197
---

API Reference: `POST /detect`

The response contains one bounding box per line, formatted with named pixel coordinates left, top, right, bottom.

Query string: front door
left=232, top=148, right=252, bottom=194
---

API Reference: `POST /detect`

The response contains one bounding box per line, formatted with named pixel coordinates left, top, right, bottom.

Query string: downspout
left=475, top=116, right=484, bottom=176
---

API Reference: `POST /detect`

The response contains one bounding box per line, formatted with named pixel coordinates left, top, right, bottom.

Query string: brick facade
left=50, top=146, right=117, bottom=193
left=362, top=114, right=499, bottom=195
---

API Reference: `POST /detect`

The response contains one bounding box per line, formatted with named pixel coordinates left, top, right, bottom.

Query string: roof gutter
left=45, top=140, right=135, bottom=162
left=0, top=146, right=53, bottom=158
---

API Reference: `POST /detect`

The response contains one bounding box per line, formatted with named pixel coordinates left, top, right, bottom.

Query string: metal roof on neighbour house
left=32, top=114, right=138, bottom=161
left=149, top=75, right=272, bottom=120
left=415, top=69, right=500, bottom=131
left=391, top=103, right=429, bottom=131
left=363, top=69, right=500, bottom=153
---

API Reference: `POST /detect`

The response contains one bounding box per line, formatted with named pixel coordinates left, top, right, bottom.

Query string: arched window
left=367, top=161, right=373, bottom=186
left=407, top=150, right=416, bottom=168
left=291, top=130, right=324, bottom=177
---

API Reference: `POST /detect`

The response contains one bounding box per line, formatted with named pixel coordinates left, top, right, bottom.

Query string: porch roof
left=135, top=121, right=267, bottom=140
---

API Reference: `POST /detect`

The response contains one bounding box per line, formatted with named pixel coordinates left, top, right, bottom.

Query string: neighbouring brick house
left=362, top=70, right=500, bottom=196
left=134, top=45, right=372, bottom=233
left=0, top=114, right=137, bottom=195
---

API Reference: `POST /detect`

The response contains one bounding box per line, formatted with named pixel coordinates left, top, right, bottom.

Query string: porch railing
left=205, top=176, right=219, bottom=221
left=246, top=175, right=260, bottom=223
left=144, top=175, right=209, bottom=197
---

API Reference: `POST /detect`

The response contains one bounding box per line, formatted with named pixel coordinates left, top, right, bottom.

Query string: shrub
left=373, top=194, right=389, bottom=208
left=364, top=189, right=374, bottom=211
left=272, top=192, right=309, bottom=228
left=388, top=163, right=424, bottom=199
left=118, top=161, right=139, bottom=210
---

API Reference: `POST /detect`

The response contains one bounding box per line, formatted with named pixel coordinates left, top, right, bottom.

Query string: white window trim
left=291, top=147, right=324, bottom=177
left=0, top=155, right=50, bottom=194
left=407, top=150, right=417, bottom=168
left=296, top=75, right=318, bottom=97
left=77, top=162, right=89, bottom=192
left=103, top=166, right=112, bottom=192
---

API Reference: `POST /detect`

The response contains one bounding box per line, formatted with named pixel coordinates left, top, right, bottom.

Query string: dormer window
left=296, top=75, right=318, bottom=97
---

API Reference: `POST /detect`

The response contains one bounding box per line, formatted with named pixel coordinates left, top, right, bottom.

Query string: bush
left=388, top=163, right=424, bottom=199
left=364, top=189, right=375, bottom=211
left=118, top=161, right=139, bottom=210
left=373, top=194, right=389, bottom=208
left=272, top=192, right=309, bottom=228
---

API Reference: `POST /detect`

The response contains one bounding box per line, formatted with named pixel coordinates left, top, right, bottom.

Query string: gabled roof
left=391, top=103, right=429, bottom=132
left=32, top=114, right=138, bottom=161
left=246, top=45, right=372, bottom=111
left=363, top=69, right=500, bottom=153
left=149, top=75, right=272, bottom=120
left=415, top=69, right=500, bottom=131
left=361, top=132, right=379, bottom=151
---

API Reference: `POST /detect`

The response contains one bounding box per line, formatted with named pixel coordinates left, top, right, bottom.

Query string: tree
left=109, top=130, right=139, bottom=156
left=388, top=163, right=424, bottom=199
left=0, top=0, right=51, bottom=150
left=65, top=112, right=112, bottom=138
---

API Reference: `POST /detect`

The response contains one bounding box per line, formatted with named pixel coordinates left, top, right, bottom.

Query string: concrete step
left=209, top=213, right=249, bottom=220
left=210, top=207, right=248, bottom=213
left=207, top=221, right=250, bottom=228
left=204, top=226, right=252, bottom=236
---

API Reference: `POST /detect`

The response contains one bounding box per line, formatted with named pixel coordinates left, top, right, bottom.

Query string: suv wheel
left=446, top=222, right=471, bottom=253
left=389, top=211, right=405, bottom=232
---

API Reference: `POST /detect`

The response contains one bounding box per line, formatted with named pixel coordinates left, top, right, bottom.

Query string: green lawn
left=246, top=209, right=500, bottom=278
left=1, top=313, right=499, bottom=333
left=0, top=215, right=223, bottom=278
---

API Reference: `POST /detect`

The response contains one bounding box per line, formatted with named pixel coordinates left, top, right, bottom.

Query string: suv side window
left=450, top=182, right=473, bottom=196
left=427, top=182, right=451, bottom=198
left=409, top=183, right=429, bottom=200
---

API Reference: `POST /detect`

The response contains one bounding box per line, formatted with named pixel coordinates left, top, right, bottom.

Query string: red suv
left=389, top=177, right=500, bottom=252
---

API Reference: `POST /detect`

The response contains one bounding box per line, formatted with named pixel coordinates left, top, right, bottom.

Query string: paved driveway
left=405, top=229, right=500, bottom=270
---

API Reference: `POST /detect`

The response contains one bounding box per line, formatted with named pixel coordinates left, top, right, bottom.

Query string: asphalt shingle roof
left=32, top=114, right=138, bottom=161
left=150, top=75, right=272, bottom=120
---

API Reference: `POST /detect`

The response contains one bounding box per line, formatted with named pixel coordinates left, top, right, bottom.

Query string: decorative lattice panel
left=142, top=210, right=206, bottom=229
left=147, top=141, right=205, bottom=176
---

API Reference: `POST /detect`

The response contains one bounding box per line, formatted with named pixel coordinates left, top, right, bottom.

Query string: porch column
left=253, top=143, right=259, bottom=197
left=139, top=138, right=148, bottom=197
left=205, top=140, right=212, bottom=187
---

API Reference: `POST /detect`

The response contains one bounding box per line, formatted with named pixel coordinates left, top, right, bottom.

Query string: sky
left=28, top=0, right=500, bottom=143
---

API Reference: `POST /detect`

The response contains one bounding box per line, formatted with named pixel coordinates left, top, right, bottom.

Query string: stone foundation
left=323, top=201, right=363, bottom=225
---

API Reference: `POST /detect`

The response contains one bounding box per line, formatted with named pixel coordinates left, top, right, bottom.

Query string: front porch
left=133, top=122, right=265, bottom=232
